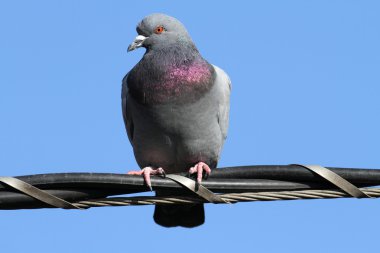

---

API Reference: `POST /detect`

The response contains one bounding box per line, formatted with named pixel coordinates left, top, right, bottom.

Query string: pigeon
left=122, top=13, right=231, bottom=227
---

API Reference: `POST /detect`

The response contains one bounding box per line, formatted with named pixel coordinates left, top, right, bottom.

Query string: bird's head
left=127, top=13, right=194, bottom=52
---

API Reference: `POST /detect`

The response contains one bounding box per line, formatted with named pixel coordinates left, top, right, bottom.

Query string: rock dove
left=122, top=13, right=231, bottom=227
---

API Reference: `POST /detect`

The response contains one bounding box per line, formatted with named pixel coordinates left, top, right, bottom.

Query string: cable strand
left=71, top=187, right=380, bottom=209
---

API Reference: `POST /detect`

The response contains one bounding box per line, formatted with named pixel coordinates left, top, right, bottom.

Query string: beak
left=127, top=35, right=148, bottom=52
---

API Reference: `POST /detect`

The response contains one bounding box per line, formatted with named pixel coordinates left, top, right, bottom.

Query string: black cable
left=1, top=165, right=379, bottom=210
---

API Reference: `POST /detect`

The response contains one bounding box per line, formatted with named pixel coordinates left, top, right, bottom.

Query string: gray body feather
left=122, top=65, right=230, bottom=174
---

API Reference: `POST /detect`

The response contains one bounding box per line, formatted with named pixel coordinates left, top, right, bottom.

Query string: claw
left=127, top=167, right=165, bottom=191
left=188, top=162, right=211, bottom=184
left=157, top=167, right=166, bottom=178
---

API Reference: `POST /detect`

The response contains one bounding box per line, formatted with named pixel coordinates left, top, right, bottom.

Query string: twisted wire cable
left=72, top=187, right=380, bottom=209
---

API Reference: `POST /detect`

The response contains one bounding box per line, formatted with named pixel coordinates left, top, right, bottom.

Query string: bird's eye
left=154, top=25, right=165, bottom=34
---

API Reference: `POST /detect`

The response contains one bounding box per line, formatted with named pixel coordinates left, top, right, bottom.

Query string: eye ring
left=154, top=25, right=165, bottom=34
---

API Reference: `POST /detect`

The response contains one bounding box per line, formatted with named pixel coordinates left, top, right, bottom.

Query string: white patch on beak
left=127, top=35, right=148, bottom=52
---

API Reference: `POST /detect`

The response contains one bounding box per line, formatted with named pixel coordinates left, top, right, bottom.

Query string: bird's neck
left=128, top=47, right=215, bottom=105
left=146, top=42, right=201, bottom=66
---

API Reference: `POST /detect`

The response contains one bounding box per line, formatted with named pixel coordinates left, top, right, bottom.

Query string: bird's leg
left=188, top=162, right=211, bottom=184
left=127, top=167, right=165, bottom=191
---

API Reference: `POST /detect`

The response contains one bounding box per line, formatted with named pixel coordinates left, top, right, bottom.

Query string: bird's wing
left=121, top=73, right=134, bottom=143
left=213, top=65, right=231, bottom=141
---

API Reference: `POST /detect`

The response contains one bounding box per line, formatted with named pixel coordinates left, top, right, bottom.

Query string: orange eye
left=154, top=25, right=165, bottom=34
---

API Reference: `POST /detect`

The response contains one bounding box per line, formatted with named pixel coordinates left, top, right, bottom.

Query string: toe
left=197, top=164, right=203, bottom=184
left=202, top=163, right=211, bottom=175
left=188, top=166, right=196, bottom=174
left=143, top=168, right=153, bottom=191
left=187, top=162, right=212, bottom=184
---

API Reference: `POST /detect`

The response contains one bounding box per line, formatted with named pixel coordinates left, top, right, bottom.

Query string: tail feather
left=154, top=204, right=205, bottom=228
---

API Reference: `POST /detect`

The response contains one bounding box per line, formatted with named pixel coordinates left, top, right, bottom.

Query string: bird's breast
left=128, top=60, right=215, bottom=105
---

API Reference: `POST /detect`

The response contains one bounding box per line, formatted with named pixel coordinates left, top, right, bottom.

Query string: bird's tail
left=153, top=190, right=204, bottom=228
left=154, top=204, right=204, bottom=228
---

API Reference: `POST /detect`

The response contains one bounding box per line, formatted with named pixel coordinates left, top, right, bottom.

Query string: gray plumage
left=122, top=13, right=231, bottom=227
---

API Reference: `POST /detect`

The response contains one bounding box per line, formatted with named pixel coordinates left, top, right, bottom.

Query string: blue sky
left=1, top=1, right=380, bottom=252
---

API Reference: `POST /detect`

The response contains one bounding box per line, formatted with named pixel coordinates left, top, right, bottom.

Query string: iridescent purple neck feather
left=128, top=45, right=215, bottom=105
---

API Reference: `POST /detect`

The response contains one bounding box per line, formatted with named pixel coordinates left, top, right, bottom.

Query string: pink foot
left=188, top=162, right=211, bottom=184
left=127, top=167, right=165, bottom=191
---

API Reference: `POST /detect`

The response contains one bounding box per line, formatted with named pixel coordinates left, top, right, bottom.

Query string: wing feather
left=213, top=65, right=231, bottom=141
left=122, top=73, right=134, bottom=143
